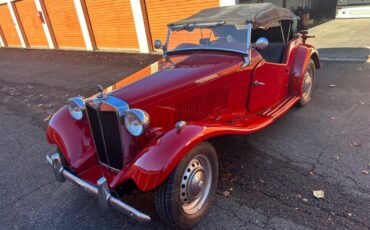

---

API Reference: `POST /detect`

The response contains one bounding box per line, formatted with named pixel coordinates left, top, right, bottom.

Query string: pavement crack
left=4, top=180, right=56, bottom=209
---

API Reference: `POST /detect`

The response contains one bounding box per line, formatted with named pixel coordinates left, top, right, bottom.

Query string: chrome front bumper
left=46, top=153, right=151, bottom=222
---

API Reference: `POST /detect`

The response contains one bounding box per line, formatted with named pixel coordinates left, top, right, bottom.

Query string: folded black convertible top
left=169, top=3, right=293, bottom=29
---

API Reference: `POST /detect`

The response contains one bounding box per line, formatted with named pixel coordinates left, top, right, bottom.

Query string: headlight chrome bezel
left=67, top=96, right=86, bottom=121
left=124, top=109, right=150, bottom=137
left=67, top=95, right=150, bottom=136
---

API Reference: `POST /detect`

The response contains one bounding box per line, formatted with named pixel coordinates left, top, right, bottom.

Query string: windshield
left=166, top=24, right=248, bottom=54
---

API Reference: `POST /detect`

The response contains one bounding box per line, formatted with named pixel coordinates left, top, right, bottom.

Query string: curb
left=320, top=56, right=370, bottom=63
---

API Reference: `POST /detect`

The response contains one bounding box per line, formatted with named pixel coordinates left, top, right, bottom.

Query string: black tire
left=298, top=59, right=316, bottom=107
left=154, top=141, right=218, bottom=229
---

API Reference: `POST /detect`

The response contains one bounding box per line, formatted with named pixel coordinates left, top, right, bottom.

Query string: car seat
left=257, top=43, right=286, bottom=64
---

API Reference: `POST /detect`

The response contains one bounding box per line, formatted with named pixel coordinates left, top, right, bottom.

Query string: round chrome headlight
left=67, top=97, right=86, bottom=120
left=124, top=109, right=150, bottom=136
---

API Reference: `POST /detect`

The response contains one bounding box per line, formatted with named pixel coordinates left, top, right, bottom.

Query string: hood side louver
left=175, top=86, right=229, bottom=121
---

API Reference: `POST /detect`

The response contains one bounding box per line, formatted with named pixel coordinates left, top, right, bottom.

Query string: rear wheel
left=154, top=142, right=218, bottom=229
left=298, top=59, right=316, bottom=107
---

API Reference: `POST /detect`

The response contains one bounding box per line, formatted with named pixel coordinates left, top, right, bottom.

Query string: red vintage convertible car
left=46, top=3, right=319, bottom=229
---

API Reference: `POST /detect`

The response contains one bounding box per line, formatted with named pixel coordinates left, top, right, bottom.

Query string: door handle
left=253, top=81, right=266, bottom=86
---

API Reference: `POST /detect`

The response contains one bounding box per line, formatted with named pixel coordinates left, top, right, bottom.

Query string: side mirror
left=154, top=40, right=162, bottom=49
left=255, top=37, right=269, bottom=50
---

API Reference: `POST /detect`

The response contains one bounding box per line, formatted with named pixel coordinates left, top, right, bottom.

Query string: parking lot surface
left=1, top=20, right=370, bottom=229
left=309, top=18, right=370, bottom=62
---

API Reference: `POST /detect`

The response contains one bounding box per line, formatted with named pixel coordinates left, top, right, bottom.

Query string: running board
left=259, top=96, right=300, bottom=118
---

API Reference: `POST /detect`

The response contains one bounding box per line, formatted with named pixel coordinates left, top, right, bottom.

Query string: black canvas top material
left=169, top=3, right=293, bottom=29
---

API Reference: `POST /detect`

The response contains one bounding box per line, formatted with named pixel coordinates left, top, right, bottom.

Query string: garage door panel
left=85, top=0, right=138, bottom=49
left=16, top=0, right=48, bottom=47
left=145, top=0, right=219, bottom=43
left=0, top=4, right=21, bottom=46
left=44, top=0, right=85, bottom=48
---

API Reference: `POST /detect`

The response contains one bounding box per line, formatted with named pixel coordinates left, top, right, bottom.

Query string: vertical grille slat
left=86, top=106, right=108, bottom=164
left=99, top=111, right=124, bottom=169
left=86, top=105, right=124, bottom=170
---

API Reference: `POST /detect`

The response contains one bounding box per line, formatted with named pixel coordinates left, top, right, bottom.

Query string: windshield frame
left=164, top=22, right=252, bottom=56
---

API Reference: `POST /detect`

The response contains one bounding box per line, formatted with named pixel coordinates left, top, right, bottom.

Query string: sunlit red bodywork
left=46, top=35, right=319, bottom=192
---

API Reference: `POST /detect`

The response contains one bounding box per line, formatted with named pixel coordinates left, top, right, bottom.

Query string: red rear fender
left=289, top=45, right=320, bottom=96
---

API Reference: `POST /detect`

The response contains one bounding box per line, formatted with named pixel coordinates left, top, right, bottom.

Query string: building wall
left=85, top=0, right=139, bottom=51
left=0, top=0, right=321, bottom=53
left=145, top=0, right=219, bottom=44
left=15, top=0, right=48, bottom=47
left=0, top=3, right=21, bottom=47
left=0, top=0, right=233, bottom=52
left=44, top=0, right=85, bottom=49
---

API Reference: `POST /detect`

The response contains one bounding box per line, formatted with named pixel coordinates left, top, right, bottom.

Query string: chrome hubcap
left=181, top=154, right=212, bottom=215
left=302, top=69, right=313, bottom=99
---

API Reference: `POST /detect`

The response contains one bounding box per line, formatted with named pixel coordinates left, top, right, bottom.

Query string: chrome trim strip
left=167, top=47, right=248, bottom=56
left=99, top=162, right=120, bottom=173
left=46, top=153, right=151, bottom=222
left=96, top=110, right=112, bottom=166
left=85, top=96, right=130, bottom=117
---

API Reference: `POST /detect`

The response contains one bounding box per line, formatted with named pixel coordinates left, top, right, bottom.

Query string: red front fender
left=47, top=109, right=273, bottom=191
left=47, top=108, right=274, bottom=192
left=111, top=124, right=217, bottom=191
left=46, top=106, right=98, bottom=174
left=46, top=107, right=221, bottom=191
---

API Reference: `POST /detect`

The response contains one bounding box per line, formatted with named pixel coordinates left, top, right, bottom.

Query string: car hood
left=109, top=52, right=243, bottom=108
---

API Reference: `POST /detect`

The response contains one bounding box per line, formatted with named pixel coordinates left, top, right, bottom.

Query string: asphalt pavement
left=1, top=20, right=370, bottom=230
left=308, top=18, right=370, bottom=62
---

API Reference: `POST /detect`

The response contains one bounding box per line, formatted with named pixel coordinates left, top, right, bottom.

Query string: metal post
left=242, top=21, right=252, bottom=68
left=162, top=28, right=171, bottom=58
left=280, top=21, right=286, bottom=44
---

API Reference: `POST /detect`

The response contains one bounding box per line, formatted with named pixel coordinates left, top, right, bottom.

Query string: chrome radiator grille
left=86, top=105, right=124, bottom=170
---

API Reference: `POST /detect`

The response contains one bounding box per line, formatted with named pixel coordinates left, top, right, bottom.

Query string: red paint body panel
left=289, top=44, right=320, bottom=96
left=46, top=36, right=319, bottom=191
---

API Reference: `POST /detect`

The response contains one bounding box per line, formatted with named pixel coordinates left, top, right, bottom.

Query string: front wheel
left=298, top=59, right=316, bottom=107
left=154, top=141, right=218, bottom=229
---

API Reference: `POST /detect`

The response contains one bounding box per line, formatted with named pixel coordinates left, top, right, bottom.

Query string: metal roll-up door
left=84, top=0, right=139, bottom=50
left=145, top=0, right=218, bottom=43
left=15, top=0, right=48, bottom=48
left=44, top=0, right=85, bottom=49
left=0, top=4, right=21, bottom=47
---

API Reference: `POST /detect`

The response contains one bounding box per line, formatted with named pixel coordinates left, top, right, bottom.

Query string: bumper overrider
left=46, top=153, right=151, bottom=222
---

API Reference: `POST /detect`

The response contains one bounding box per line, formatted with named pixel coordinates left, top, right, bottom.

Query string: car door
left=248, top=58, right=290, bottom=113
